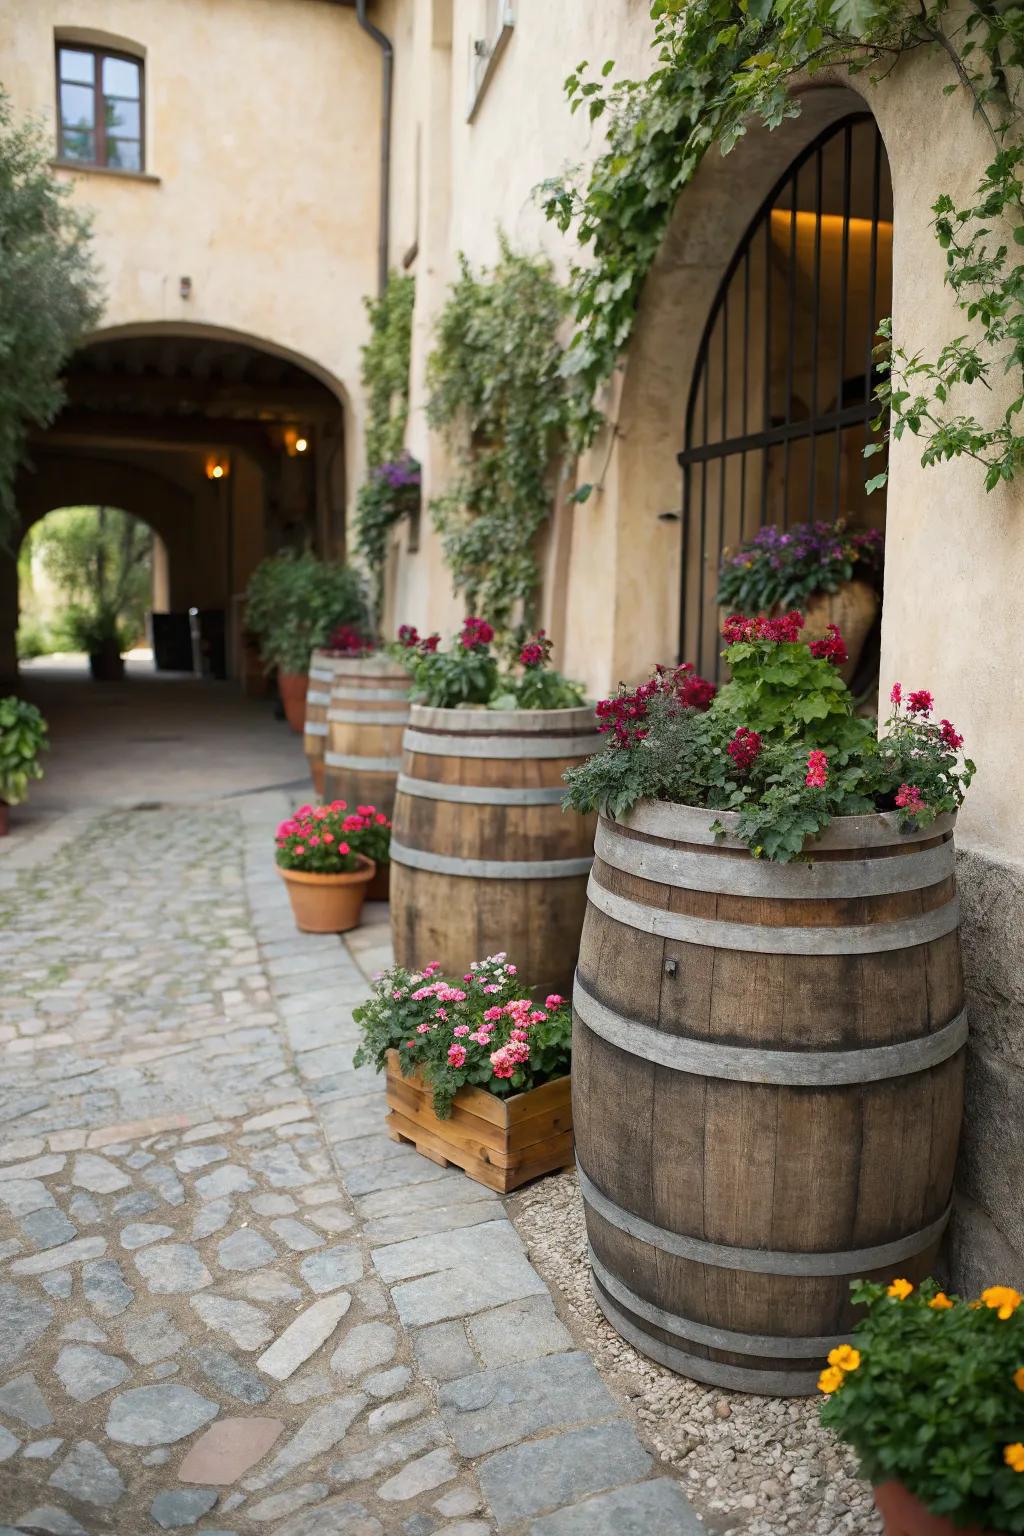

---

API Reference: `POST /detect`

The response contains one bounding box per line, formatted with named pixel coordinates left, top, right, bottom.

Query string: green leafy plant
left=563, top=612, right=973, bottom=861
left=820, top=1278, right=1024, bottom=1532
left=353, top=952, right=571, bottom=1118
left=426, top=237, right=578, bottom=634
left=717, top=521, right=883, bottom=614
left=244, top=550, right=367, bottom=675
left=538, top=1, right=1024, bottom=499
left=354, top=274, right=416, bottom=615
left=490, top=631, right=587, bottom=711
left=336, top=803, right=392, bottom=867
left=0, top=696, right=48, bottom=805
left=58, top=605, right=133, bottom=655
left=354, top=453, right=421, bottom=612
left=396, top=616, right=499, bottom=709
left=0, top=91, right=103, bottom=541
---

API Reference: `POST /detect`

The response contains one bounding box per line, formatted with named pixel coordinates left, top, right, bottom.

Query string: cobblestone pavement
left=0, top=793, right=699, bottom=1536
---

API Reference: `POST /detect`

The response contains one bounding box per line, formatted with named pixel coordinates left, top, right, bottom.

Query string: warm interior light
left=211, top=465, right=224, bottom=479
left=205, top=456, right=229, bottom=481
left=295, top=436, right=308, bottom=454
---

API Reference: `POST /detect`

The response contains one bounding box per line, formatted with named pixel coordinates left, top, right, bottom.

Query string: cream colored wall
left=0, top=0, right=382, bottom=504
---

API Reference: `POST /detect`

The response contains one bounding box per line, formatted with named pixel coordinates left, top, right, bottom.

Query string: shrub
left=245, top=551, right=367, bottom=675
left=0, top=696, right=48, bottom=805
left=353, top=952, right=571, bottom=1118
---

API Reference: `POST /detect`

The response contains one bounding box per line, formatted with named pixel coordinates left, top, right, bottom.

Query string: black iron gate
left=678, top=114, right=893, bottom=676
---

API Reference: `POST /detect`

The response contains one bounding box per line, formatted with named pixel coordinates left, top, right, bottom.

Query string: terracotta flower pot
left=277, top=855, right=375, bottom=933
left=0, top=800, right=9, bottom=838
left=801, top=578, right=879, bottom=683
left=89, top=642, right=125, bottom=681
left=278, top=671, right=308, bottom=734
left=874, top=1482, right=998, bottom=1536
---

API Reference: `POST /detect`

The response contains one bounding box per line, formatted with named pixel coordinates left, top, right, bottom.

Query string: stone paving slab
left=0, top=790, right=698, bottom=1534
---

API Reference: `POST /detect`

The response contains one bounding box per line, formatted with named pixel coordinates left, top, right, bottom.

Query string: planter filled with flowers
left=275, top=801, right=375, bottom=933
left=565, top=612, right=975, bottom=1396
left=717, top=518, right=883, bottom=683
left=353, top=953, right=572, bottom=1191
left=0, top=697, right=48, bottom=836
left=819, top=1277, right=1024, bottom=1535
left=388, top=619, right=600, bottom=997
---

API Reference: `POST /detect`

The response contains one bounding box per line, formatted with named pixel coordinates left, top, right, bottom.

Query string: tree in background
left=0, top=89, right=103, bottom=542
left=25, top=506, right=152, bottom=654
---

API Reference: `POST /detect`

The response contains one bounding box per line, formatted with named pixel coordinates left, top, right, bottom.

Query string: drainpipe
left=356, top=0, right=393, bottom=294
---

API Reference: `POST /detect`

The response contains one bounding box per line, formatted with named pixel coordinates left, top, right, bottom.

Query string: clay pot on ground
left=277, top=855, right=375, bottom=933
left=801, top=578, right=879, bottom=683
left=277, top=671, right=308, bottom=734
left=89, top=641, right=125, bottom=681
left=873, top=1481, right=997, bottom=1536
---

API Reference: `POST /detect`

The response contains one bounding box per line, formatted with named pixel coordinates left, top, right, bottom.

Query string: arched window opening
left=679, top=113, right=894, bottom=676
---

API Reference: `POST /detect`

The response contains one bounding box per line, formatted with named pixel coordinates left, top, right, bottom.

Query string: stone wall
left=947, top=847, right=1024, bottom=1293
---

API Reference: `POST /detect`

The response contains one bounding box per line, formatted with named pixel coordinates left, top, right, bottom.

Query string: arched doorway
left=679, top=113, right=893, bottom=675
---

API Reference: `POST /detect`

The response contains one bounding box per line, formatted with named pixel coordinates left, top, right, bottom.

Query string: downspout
left=356, top=0, right=393, bottom=294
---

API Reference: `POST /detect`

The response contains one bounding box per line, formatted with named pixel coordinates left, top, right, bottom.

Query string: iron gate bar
left=677, top=401, right=883, bottom=467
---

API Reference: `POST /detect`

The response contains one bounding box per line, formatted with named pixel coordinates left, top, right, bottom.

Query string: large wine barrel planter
left=574, top=802, right=966, bottom=1396
left=322, top=656, right=411, bottom=819
left=303, top=649, right=338, bottom=796
left=390, top=705, right=601, bottom=997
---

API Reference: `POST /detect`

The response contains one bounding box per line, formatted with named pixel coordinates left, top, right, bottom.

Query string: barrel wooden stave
left=322, top=656, right=411, bottom=820
left=390, top=706, right=598, bottom=996
left=303, top=650, right=337, bottom=796
left=574, top=806, right=966, bottom=1395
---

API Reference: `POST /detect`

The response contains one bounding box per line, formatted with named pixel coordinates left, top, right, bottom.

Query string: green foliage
left=15, top=619, right=54, bottom=660
left=426, top=237, right=580, bottom=635
left=716, top=635, right=871, bottom=747
left=491, top=668, right=586, bottom=711
left=0, top=696, right=48, bottom=805
left=400, top=639, right=500, bottom=710
left=394, top=621, right=586, bottom=712
left=29, top=506, right=152, bottom=650
left=821, top=1279, right=1024, bottom=1532
left=0, top=91, right=103, bottom=542
left=352, top=954, right=572, bottom=1119
left=244, top=550, right=367, bottom=675
left=539, top=1, right=1024, bottom=497
left=354, top=274, right=416, bottom=614
left=717, top=521, right=883, bottom=613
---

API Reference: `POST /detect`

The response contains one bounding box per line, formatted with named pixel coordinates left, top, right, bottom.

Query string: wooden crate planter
left=384, top=1048, right=573, bottom=1193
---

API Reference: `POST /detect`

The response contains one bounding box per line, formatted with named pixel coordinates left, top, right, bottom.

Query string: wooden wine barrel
left=574, top=802, right=966, bottom=1396
left=390, top=704, right=600, bottom=996
left=303, top=650, right=338, bottom=796
left=322, top=656, right=411, bottom=819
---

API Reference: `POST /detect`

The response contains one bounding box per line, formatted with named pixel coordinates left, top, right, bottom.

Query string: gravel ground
left=508, top=1170, right=883, bottom=1536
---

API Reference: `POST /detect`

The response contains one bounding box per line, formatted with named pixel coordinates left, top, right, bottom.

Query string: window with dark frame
left=56, top=43, right=144, bottom=172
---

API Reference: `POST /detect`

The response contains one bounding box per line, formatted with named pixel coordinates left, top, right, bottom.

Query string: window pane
left=105, top=137, right=141, bottom=172
left=102, top=55, right=140, bottom=99
left=59, top=48, right=94, bottom=84
left=60, top=81, right=95, bottom=129
left=61, top=127, right=95, bottom=162
left=104, top=97, right=140, bottom=137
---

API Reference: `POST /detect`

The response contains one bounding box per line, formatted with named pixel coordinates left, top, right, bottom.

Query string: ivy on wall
left=426, top=237, right=575, bottom=637
left=354, top=273, right=416, bottom=616
left=539, top=0, right=1024, bottom=494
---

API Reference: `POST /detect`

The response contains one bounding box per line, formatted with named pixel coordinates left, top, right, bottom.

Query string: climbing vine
left=353, top=273, right=416, bottom=617
left=426, top=237, right=575, bottom=637
left=539, top=0, right=1024, bottom=494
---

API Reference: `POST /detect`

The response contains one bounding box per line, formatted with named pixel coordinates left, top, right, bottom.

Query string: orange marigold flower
left=1013, top=1367, right=1024, bottom=1393
left=981, top=1286, right=1022, bottom=1320
left=887, top=1278, right=913, bottom=1300
left=818, top=1366, right=845, bottom=1394
left=827, top=1345, right=862, bottom=1373
left=1005, top=1444, right=1024, bottom=1474
left=929, top=1292, right=954, bottom=1310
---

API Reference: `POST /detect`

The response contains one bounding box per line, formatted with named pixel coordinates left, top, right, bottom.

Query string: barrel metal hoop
left=403, top=728, right=603, bottom=761
left=303, top=723, right=329, bottom=739
left=595, top=820, right=955, bottom=899
left=308, top=668, right=335, bottom=684
left=589, top=1248, right=851, bottom=1358
left=324, top=752, right=402, bottom=773
left=586, top=874, right=960, bottom=955
left=573, top=977, right=969, bottom=1086
left=592, top=1283, right=822, bottom=1397
left=396, top=774, right=565, bottom=807
left=329, top=708, right=410, bottom=726
left=577, top=1163, right=951, bottom=1276
left=306, top=690, right=331, bottom=707
left=390, top=839, right=593, bottom=881
left=330, top=686, right=411, bottom=703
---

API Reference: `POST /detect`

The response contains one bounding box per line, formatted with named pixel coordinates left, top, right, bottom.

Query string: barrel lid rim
left=409, top=703, right=597, bottom=733
left=613, top=800, right=957, bottom=852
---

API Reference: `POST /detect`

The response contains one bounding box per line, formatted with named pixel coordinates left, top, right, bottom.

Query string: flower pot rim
left=873, top=1480, right=999, bottom=1536
left=277, top=855, right=375, bottom=888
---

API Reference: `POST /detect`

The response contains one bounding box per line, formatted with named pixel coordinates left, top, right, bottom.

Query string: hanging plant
left=426, top=236, right=578, bottom=637
left=354, top=273, right=415, bottom=618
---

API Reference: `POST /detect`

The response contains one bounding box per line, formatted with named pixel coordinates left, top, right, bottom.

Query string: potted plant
left=387, top=619, right=599, bottom=996
left=245, top=551, right=367, bottom=732
left=274, top=800, right=375, bottom=932
left=62, top=605, right=130, bottom=680
left=338, top=802, right=393, bottom=902
left=353, top=952, right=573, bottom=1191
left=0, top=697, right=48, bottom=835
left=717, top=520, right=883, bottom=682
left=819, top=1278, right=1024, bottom=1535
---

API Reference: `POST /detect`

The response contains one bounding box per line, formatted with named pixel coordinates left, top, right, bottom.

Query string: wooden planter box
left=384, top=1049, right=573, bottom=1193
